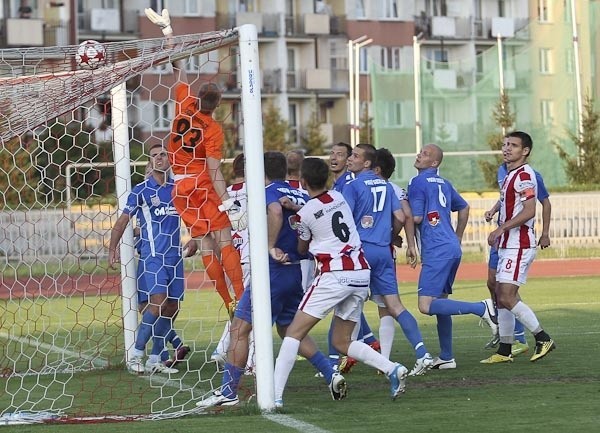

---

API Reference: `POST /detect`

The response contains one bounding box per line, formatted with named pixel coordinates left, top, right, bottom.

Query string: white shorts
left=496, top=248, right=536, bottom=286
left=300, top=258, right=316, bottom=293
left=298, top=269, right=370, bottom=322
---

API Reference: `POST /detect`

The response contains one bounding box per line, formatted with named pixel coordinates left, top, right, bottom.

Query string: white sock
left=379, top=315, right=396, bottom=360
left=511, top=301, right=542, bottom=334
left=273, top=337, right=300, bottom=401
left=147, top=354, right=159, bottom=364
left=498, top=308, right=515, bottom=344
left=347, top=340, right=395, bottom=375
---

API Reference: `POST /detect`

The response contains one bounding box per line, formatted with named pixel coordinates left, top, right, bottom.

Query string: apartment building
left=1, top=1, right=597, bottom=161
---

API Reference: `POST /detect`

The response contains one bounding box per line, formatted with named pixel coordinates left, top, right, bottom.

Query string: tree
left=0, top=136, right=39, bottom=209
left=557, top=94, right=600, bottom=184
left=359, top=105, right=374, bottom=144
left=301, top=108, right=326, bottom=156
left=478, top=90, right=515, bottom=189
left=262, top=101, right=288, bottom=152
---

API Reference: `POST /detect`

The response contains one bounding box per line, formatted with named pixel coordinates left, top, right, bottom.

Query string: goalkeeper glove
left=218, top=197, right=248, bottom=231
left=144, top=8, right=173, bottom=36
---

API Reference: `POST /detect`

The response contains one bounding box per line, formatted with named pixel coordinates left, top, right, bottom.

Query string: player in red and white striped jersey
left=482, top=131, right=555, bottom=364
left=497, top=164, right=538, bottom=249
left=273, top=158, right=409, bottom=405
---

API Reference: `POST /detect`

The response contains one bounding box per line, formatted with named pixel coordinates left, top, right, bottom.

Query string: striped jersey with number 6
left=297, top=190, right=369, bottom=273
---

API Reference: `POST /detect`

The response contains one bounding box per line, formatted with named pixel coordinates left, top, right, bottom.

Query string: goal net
left=0, top=26, right=270, bottom=423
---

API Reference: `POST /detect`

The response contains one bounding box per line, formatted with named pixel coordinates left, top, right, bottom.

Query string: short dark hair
left=232, top=153, right=245, bottom=178
left=198, top=82, right=221, bottom=113
left=264, top=151, right=287, bottom=181
left=374, top=148, right=396, bottom=180
left=301, top=158, right=329, bottom=190
left=332, top=141, right=352, bottom=157
left=506, top=130, right=533, bottom=155
left=357, top=143, right=376, bottom=166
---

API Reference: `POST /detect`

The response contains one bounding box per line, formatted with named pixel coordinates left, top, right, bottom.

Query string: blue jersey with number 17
left=342, top=170, right=401, bottom=247
left=408, top=167, right=468, bottom=261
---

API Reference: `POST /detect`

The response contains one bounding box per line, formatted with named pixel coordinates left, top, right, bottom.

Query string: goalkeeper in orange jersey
left=144, top=7, right=246, bottom=313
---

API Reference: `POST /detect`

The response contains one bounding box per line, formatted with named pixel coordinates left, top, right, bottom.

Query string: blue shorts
left=488, top=247, right=499, bottom=270
left=362, top=243, right=398, bottom=297
left=137, top=255, right=184, bottom=305
left=235, top=263, right=303, bottom=328
left=417, top=257, right=461, bottom=297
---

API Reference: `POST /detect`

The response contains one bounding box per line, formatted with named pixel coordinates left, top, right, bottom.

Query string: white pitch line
left=263, top=414, right=332, bottom=433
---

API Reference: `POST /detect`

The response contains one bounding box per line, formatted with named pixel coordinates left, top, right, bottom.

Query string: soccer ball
left=75, top=40, right=106, bottom=70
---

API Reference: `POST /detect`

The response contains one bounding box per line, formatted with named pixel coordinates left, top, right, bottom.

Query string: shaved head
left=426, top=144, right=444, bottom=165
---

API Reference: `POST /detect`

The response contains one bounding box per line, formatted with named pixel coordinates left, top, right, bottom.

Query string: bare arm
left=297, top=238, right=310, bottom=256
left=484, top=200, right=501, bottom=222
left=267, top=202, right=288, bottom=262
left=455, top=205, right=470, bottom=242
left=394, top=208, right=417, bottom=268
left=538, top=197, right=551, bottom=249
left=108, top=213, right=132, bottom=268
left=488, top=198, right=536, bottom=246
left=207, top=156, right=229, bottom=202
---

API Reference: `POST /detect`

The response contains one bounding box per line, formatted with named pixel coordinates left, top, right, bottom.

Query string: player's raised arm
left=144, top=7, right=187, bottom=83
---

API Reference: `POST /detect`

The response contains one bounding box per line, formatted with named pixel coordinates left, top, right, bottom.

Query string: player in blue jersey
left=326, top=142, right=381, bottom=373
left=407, top=144, right=498, bottom=370
left=109, top=144, right=196, bottom=374
left=196, top=152, right=338, bottom=409
left=483, top=160, right=552, bottom=355
left=343, top=143, right=433, bottom=376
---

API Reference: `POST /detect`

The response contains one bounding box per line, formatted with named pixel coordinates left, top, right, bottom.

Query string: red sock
left=202, top=254, right=232, bottom=306
left=221, top=244, right=244, bottom=300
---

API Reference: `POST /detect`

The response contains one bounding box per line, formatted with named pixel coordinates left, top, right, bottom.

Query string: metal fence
left=1, top=192, right=599, bottom=264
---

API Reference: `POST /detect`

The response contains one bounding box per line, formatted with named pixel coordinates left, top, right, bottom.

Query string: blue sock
left=514, top=320, right=527, bottom=344
left=429, top=299, right=485, bottom=316
left=396, top=310, right=427, bottom=358
left=308, top=351, right=334, bottom=384
left=135, top=310, right=158, bottom=351
left=327, top=317, right=339, bottom=368
left=170, top=332, right=183, bottom=350
left=360, top=314, right=377, bottom=345
left=152, top=316, right=171, bottom=361
left=436, top=315, right=453, bottom=360
left=221, top=362, right=244, bottom=399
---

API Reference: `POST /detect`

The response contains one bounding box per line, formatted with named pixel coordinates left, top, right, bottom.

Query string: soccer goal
left=0, top=24, right=274, bottom=424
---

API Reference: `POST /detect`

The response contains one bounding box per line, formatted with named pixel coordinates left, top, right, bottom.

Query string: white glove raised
left=144, top=8, right=173, bottom=36
left=218, top=197, right=248, bottom=231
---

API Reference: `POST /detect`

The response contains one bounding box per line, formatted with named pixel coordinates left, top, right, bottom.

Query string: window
left=359, top=46, right=369, bottom=74
left=184, top=0, right=200, bottom=15
left=329, top=39, right=348, bottom=70
left=382, top=101, right=404, bottom=127
left=566, top=99, right=575, bottom=125
left=287, top=48, right=298, bottom=89
left=382, top=0, right=399, bottom=19
left=498, top=0, right=506, bottom=17
left=379, top=47, right=401, bottom=71
left=425, top=0, right=447, bottom=16
left=288, top=103, right=298, bottom=144
left=539, top=48, right=552, bottom=74
left=538, top=0, right=551, bottom=23
left=565, top=48, right=573, bottom=74
left=185, top=52, right=220, bottom=74
left=355, top=0, right=366, bottom=18
left=153, top=101, right=172, bottom=130
left=540, top=100, right=554, bottom=126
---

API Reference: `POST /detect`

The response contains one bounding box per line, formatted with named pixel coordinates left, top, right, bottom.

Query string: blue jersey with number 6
left=408, top=167, right=468, bottom=261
